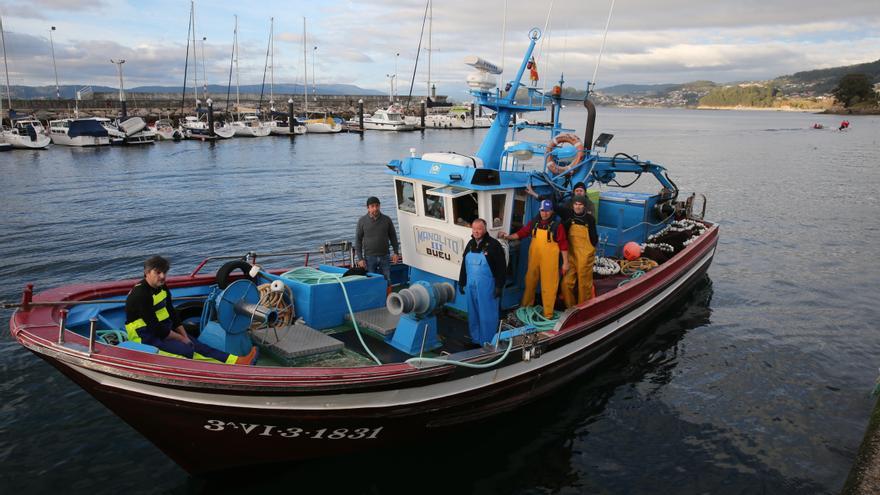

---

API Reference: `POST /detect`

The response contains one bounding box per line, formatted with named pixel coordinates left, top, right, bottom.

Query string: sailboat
left=0, top=15, right=50, bottom=150
left=229, top=16, right=270, bottom=138
left=300, top=17, right=341, bottom=134
left=179, top=1, right=234, bottom=141
left=264, top=18, right=305, bottom=136
left=99, top=61, right=156, bottom=145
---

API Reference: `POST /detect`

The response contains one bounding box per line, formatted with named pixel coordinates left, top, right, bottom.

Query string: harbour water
left=1, top=108, right=879, bottom=494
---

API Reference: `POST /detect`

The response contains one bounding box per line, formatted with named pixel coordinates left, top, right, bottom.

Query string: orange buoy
left=623, top=242, right=642, bottom=261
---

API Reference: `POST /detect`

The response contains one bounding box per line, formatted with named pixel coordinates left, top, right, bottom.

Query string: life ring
left=545, top=133, right=585, bottom=174
left=216, top=260, right=256, bottom=289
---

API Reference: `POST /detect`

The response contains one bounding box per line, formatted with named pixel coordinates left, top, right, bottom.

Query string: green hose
left=405, top=337, right=514, bottom=369
left=515, top=306, right=560, bottom=331
left=281, top=266, right=367, bottom=284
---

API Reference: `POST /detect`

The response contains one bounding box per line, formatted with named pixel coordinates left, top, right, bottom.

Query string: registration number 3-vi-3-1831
left=203, top=420, right=383, bottom=440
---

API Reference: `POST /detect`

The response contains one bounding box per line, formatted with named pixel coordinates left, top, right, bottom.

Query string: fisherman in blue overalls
left=458, top=218, right=508, bottom=345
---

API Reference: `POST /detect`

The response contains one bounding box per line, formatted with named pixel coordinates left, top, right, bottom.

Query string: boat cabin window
left=452, top=193, right=479, bottom=227
left=422, top=185, right=446, bottom=221
left=511, top=190, right=527, bottom=233
left=395, top=179, right=416, bottom=214
left=491, top=193, right=507, bottom=228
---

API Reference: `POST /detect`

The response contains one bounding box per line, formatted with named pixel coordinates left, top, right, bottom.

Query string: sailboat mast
left=269, top=17, right=274, bottom=106
left=427, top=0, right=432, bottom=98
left=191, top=0, right=198, bottom=103
left=1, top=15, right=11, bottom=113
left=303, top=17, right=308, bottom=115
left=234, top=15, right=240, bottom=112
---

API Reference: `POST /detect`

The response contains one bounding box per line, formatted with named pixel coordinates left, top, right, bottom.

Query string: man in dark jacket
left=458, top=218, right=507, bottom=345
left=355, top=196, right=401, bottom=282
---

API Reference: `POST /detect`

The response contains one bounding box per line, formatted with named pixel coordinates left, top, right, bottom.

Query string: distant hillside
left=774, top=59, right=880, bottom=95
left=7, top=83, right=385, bottom=99
left=597, top=83, right=680, bottom=96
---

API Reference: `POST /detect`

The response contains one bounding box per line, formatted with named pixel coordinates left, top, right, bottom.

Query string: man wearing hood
left=561, top=195, right=599, bottom=307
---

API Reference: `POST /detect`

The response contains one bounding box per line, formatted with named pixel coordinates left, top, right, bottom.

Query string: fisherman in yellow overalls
left=500, top=200, right=569, bottom=318
left=561, top=195, right=598, bottom=306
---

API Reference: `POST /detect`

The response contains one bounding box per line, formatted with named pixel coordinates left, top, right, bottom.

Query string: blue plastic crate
left=262, top=265, right=388, bottom=330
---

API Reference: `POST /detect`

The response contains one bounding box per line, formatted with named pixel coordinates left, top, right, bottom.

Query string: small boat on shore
left=8, top=29, right=717, bottom=474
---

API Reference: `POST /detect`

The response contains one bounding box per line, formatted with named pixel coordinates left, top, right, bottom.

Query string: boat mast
left=234, top=15, right=240, bottom=118
left=303, top=17, right=307, bottom=115
left=191, top=0, right=199, bottom=104
left=1, top=15, right=11, bottom=118
left=427, top=0, right=432, bottom=99
left=180, top=2, right=193, bottom=114
left=270, top=17, right=274, bottom=110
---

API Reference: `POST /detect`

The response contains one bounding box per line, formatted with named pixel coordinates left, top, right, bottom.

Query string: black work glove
left=459, top=285, right=466, bottom=295
left=494, top=287, right=502, bottom=299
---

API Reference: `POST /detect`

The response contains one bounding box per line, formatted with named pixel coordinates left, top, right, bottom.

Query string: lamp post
left=394, top=52, right=399, bottom=101
left=49, top=26, right=60, bottom=99
left=110, top=58, right=126, bottom=119
left=386, top=74, right=396, bottom=103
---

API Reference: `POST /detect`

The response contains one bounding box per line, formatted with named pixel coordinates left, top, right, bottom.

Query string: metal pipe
left=88, top=317, right=97, bottom=354
left=58, top=308, right=68, bottom=344
left=582, top=97, right=596, bottom=150
left=358, top=99, right=364, bottom=133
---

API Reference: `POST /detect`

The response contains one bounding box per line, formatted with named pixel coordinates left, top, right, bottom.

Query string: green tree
left=832, top=73, right=877, bottom=107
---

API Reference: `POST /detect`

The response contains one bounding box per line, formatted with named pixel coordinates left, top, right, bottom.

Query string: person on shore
left=499, top=199, right=569, bottom=319
left=561, top=195, right=599, bottom=307
left=125, top=256, right=257, bottom=365
left=458, top=219, right=507, bottom=345
left=355, top=196, right=401, bottom=282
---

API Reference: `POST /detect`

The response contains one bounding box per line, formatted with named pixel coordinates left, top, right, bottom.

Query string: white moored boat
left=150, top=119, right=182, bottom=141
left=363, top=108, right=415, bottom=131
left=303, top=113, right=342, bottom=133
left=231, top=114, right=271, bottom=137
left=48, top=118, right=110, bottom=147
left=1, top=118, right=51, bottom=149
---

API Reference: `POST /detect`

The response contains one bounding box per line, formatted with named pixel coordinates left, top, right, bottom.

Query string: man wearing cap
left=525, top=181, right=593, bottom=224
left=355, top=196, right=400, bottom=282
left=458, top=218, right=507, bottom=345
left=499, top=199, right=569, bottom=319
left=561, top=195, right=599, bottom=307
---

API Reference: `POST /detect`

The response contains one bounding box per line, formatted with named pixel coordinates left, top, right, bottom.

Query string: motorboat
left=267, top=117, right=307, bottom=135
left=231, top=114, right=271, bottom=137
left=362, top=108, right=415, bottom=131
left=425, top=105, right=475, bottom=129
left=151, top=118, right=183, bottom=141
left=96, top=117, right=157, bottom=145
left=9, top=29, right=717, bottom=474
left=179, top=115, right=235, bottom=140
left=47, top=118, right=110, bottom=147
left=0, top=117, right=51, bottom=149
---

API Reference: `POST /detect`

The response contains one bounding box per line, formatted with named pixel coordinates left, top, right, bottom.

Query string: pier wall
left=8, top=94, right=448, bottom=121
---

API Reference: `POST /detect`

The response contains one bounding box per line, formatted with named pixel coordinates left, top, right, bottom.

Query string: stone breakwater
left=7, top=94, right=448, bottom=121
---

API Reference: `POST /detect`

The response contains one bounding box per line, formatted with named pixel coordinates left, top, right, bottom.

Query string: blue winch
left=198, top=279, right=278, bottom=356
left=386, top=281, right=455, bottom=355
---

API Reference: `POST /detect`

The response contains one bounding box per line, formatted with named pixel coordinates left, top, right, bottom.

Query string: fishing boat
left=8, top=30, right=717, bottom=474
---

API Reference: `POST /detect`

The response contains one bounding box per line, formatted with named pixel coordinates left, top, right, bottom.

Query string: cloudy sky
left=0, top=0, right=877, bottom=98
